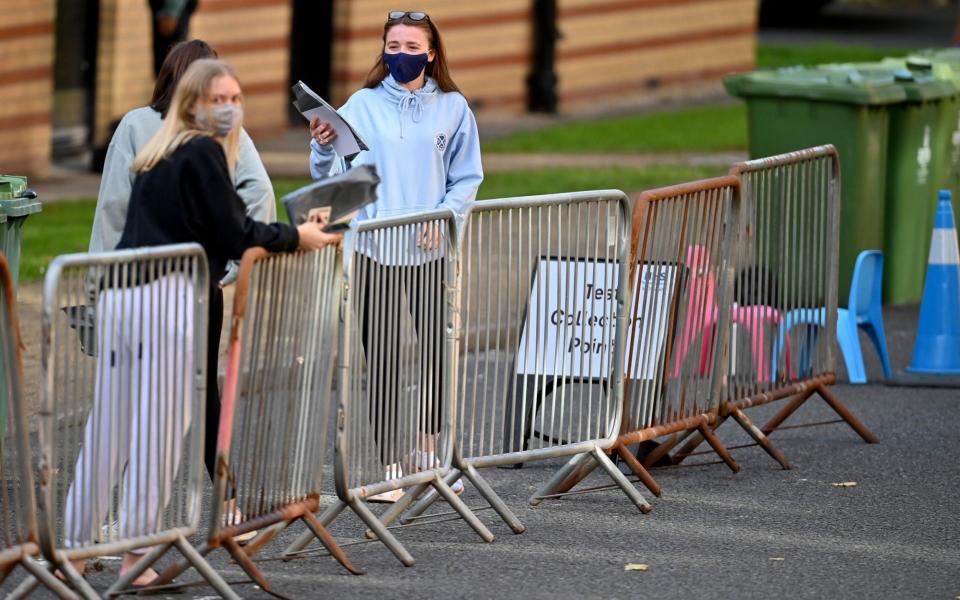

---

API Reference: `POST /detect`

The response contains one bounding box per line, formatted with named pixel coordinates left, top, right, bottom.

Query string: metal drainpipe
left=527, top=0, right=559, bottom=113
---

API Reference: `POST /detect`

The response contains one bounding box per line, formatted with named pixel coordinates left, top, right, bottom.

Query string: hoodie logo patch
left=435, top=132, right=447, bottom=153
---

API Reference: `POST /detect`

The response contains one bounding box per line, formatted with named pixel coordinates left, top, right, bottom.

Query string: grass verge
left=756, top=42, right=908, bottom=70
left=482, top=105, right=747, bottom=155
left=483, top=43, right=911, bottom=155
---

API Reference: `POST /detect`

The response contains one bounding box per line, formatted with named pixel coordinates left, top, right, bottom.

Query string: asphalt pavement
left=760, top=2, right=956, bottom=49
left=5, top=304, right=958, bottom=600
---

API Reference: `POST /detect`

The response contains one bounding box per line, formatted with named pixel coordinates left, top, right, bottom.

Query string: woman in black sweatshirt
left=63, top=58, right=338, bottom=587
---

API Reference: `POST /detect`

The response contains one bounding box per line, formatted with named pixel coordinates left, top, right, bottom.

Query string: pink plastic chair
left=672, top=245, right=785, bottom=382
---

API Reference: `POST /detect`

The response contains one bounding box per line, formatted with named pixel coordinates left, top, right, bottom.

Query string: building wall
left=93, top=0, right=292, bottom=147
left=0, top=0, right=56, bottom=177
left=5, top=0, right=758, bottom=178
left=329, top=2, right=533, bottom=113
left=192, top=0, right=293, bottom=138
left=556, top=0, right=757, bottom=109
left=93, top=0, right=153, bottom=147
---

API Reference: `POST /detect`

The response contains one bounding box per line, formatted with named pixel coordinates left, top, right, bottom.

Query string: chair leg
left=837, top=309, right=866, bottom=384
left=771, top=321, right=786, bottom=382
left=861, top=319, right=893, bottom=379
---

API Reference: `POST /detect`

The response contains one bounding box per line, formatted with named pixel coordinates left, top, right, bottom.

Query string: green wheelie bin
left=724, top=68, right=906, bottom=304
left=823, top=60, right=958, bottom=303
left=913, top=49, right=960, bottom=221
left=0, top=175, right=42, bottom=288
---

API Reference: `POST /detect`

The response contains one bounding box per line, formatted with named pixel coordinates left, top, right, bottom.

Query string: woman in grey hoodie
left=88, top=39, right=275, bottom=487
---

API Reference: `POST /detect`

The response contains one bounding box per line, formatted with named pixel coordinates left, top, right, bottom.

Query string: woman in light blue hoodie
left=309, top=10, right=482, bottom=502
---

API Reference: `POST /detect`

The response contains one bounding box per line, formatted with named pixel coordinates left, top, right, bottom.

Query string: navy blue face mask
left=383, top=52, right=429, bottom=84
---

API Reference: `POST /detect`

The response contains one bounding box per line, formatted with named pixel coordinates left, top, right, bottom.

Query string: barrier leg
left=16, top=558, right=80, bottom=600
left=591, top=447, right=653, bottom=514
left=430, top=476, right=495, bottom=543
left=241, top=521, right=287, bottom=557
left=697, top=422, right=741, bottom=473
left=0, top=561, right=15, bottom=585
left=367, top=481, right=432, bottom=538
left=105, top=542, right=170, bottom=597
left=348, top=499, right=415, bottom=566
left=283, top=499, right=347, bottom=558
left=173, top=536, right=242, bottom=600
left=399, top=488, right=440, bottom=524
left=50, top=554, right=99, bottom=600
left=7, top=575, right=42, bottom=600
left=300, top=511, right=364, bottom=575
left=642, top=433, right=685, bottom=468
left=223, top=537, right=270, bottom=592
left=760, top=387, right=816, bottom=435
left=153, top=540, right=212, bottom=586
left=463, top=465, right=525, bottom=534
left=616, top=444, right=662, bottom=497
left=817, top=384, right=879, bottom=443
left=672, top=414, right=727, bottom=464
left=729, top=406, right=792, bottom=469
left=529, top=452, right=598, bottom=505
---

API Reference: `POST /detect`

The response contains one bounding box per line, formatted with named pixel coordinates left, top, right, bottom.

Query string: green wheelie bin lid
left=0, top=175, right=41, bottom=218
left=724, top=67, right=907, bottom=105
left=915, top=48, right=960, bottom=77
left=821, top=60, right=958, bottom=102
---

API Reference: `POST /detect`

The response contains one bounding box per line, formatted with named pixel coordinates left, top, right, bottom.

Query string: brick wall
left=329, top=2, right=532, bottom=113
left=93, top=0, right=293, bottom=146
left=193, top=0, right=293, bottom=137
left=0, top=0, right=56, bottom=177
left=93, top=0, right=154, bottom=147
left=556, top=0, right=758, bottom=109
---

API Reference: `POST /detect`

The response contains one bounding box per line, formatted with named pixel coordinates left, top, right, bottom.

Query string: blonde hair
left=133, top=59, right=242, bottom=174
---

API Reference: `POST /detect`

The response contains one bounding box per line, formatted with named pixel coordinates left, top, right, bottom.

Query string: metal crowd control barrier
left=284, top=209, right=494, bottom=567
left=1, top=253, right=78, bottom=599
left=529, top=178, right=742, bottom=509
left=30, top=244, right=228, bottom=599
left=153, top=245, right=360, bottom=597
left=397, top=191, right=639, bottom=532
left=661, top=145, right=878, bottom=470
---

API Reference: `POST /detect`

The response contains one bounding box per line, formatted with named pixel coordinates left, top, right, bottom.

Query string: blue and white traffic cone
left=906, top=190, right=960, bottom=374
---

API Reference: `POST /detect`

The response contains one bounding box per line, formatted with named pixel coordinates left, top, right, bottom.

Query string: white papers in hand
left=291, top=80, right=369, bottom=159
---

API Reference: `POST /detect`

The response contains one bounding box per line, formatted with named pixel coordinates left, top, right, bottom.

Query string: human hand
left=157, top=15, right=177, bottom=37
left=297, top=222, right=343, bottom=251
left=416, top=223, right=443, bottom=250
left=310, top=117, right=338, bottom=147
left=307, top=207, right=331, bottom=229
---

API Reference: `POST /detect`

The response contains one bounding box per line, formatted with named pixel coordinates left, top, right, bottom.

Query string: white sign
left=515, top=258, right=676, bottom=380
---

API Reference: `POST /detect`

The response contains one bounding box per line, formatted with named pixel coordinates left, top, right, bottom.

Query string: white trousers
left=64, top=274, right=195, bottom=548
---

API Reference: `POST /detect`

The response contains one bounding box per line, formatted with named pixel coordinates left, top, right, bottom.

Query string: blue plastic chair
left=772, top=250, right=892, bottom=384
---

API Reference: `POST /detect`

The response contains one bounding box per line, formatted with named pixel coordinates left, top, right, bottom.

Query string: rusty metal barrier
left=31, top=244, right=233, bottom=599
left=0, top=253, right=79, bottom=599
left=395, top=191, right=638, bottom=532
left=528, top=177, right=743, bottom=509
left=284, top=209, right=494, bottom=567
left=153, top=245, right=361, bottom=596
left=662, top=145, right=878, bottom=470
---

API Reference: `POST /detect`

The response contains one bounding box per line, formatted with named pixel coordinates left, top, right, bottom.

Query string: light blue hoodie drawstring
left=398, top=93, right=424, bottom=139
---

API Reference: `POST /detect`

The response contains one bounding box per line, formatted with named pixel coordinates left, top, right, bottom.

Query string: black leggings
left=204, top=287, right=223, bottom=482
left=356, top=255, right=444, bottom=465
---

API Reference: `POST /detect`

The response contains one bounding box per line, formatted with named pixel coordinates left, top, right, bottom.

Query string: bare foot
left=55, top=559, right=86, bottom=582
left=120, top=553, right=158, bottom=587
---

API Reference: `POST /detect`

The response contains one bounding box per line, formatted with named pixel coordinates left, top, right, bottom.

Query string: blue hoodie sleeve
left=308, top=96, right=356, bottom=181
left=441, top=101, right=483, bottom=216
left=309, top=138, right=348, bottom=180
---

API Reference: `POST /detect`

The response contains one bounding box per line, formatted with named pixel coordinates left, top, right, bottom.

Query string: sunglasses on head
left=388, top=10, right=429, bottom=21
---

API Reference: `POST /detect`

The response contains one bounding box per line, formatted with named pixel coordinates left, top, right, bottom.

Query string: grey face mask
left=197, top=103, right=243, bottom=136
